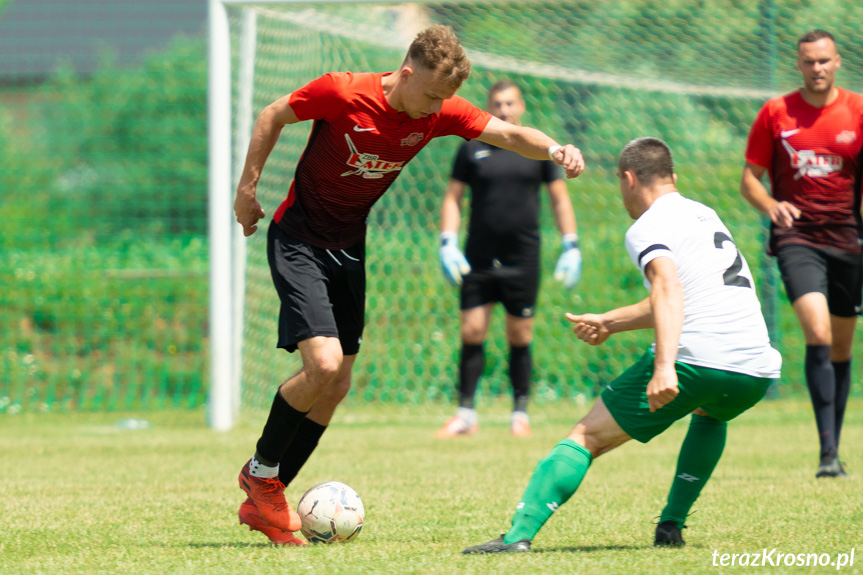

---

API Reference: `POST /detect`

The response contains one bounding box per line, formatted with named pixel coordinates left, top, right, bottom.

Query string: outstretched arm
left=565, top=297, right=654, bottom=345
left=476, top=116, right=585, bottom=179
left=233, top=94, right=302, bottom=236
left=740, top=161, right=800, bottom=229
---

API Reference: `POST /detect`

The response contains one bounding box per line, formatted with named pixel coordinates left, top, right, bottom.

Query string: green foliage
left=32, top=36, right=208, bottom=244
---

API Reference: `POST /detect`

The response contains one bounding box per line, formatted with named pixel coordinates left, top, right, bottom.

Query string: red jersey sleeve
left=288, top=73, right=350, bottom=123
left=745, top=102, right=775, bottom=169
left=435, top=95, right=492, bottom=140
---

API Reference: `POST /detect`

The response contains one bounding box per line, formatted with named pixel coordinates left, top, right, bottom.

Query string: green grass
left=1, top=398, right=861, bottom=574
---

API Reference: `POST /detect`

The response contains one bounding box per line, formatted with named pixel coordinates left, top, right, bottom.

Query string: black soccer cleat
left=463, top=535, right=531, bottom=554
left=815, top=458, right=846, bottom=478
left=654, top=521, right=686, bottom=547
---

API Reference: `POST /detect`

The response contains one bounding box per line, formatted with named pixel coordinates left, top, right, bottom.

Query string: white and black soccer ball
left=297, top=481, right=365, bottom=543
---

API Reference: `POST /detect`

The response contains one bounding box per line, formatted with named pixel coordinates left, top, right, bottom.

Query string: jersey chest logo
left=401, top=132, right=424, bottom=146
left=781, top=139, right=842, bottom=180
left=341, top=133, right=405, bottom=179
left=836, top=130, right=857, bottom=144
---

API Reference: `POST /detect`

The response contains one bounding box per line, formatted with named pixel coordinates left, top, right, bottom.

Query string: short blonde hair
left=405, top=25, right=471, bottom=88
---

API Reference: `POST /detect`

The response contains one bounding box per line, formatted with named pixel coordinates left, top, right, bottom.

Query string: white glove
left=554, top=234, right=583, bottom=289
left=439, top=232, right=471, bottom=286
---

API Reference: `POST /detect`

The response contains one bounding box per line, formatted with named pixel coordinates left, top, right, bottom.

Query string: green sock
left=504, top=439, right=592, bottom=543
left=659, top=413, right=727, bottom=529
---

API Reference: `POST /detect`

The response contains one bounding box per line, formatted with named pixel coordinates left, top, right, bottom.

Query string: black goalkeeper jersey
left=451, top=139, right=561, bottom=268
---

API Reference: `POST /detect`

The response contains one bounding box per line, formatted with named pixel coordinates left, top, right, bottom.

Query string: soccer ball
left=297, top=481, right=365, bottom=543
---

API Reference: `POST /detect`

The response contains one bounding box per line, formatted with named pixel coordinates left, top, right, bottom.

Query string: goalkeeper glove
left=554, top=233, right=582, bottom=289
left=439, top=231, right=471, bottom=286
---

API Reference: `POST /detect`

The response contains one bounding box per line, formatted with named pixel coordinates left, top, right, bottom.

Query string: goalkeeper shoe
left=436, top=416, right=479, bottom=438
left=238, top=459, right=302, bottom=532
left=510, top=412, right=531, bottom=438
left=463, top=535, right=531, bottom=554
left=654, top=521, right=686, bottom=547
left=239, top=497, right=308, bottom=546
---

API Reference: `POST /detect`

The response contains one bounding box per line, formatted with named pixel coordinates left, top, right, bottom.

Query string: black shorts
left=460, top=263, right=539, bottom=318
left=267, top=221, right=365, bottom=355
left=775, top=243, right=863, bottom=317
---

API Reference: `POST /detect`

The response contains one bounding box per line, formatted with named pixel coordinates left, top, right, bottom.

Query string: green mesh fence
left=233, top=1, right=863, bottom=410
left=2, top=1, right=863, bottom=414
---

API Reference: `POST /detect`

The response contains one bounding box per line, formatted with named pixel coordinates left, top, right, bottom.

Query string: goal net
left=211, top=0, right=863, bottom=425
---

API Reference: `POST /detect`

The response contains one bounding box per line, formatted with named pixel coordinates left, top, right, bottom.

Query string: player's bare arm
left=740, top=161, right=801, bottom=229
left=547, top=179, right=577, bottom=236
left=565, top=297, right=653, bottom=345
left=440, top=179, right=467, bottom=234
left=233, top=94, right=302, bottom=236
left=476, top=116, right=585, bottom=178
left=644, top=256, right=683, bottom=413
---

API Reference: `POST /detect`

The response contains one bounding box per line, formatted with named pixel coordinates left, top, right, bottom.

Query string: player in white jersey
left=463, top=137, right=781, bottom=554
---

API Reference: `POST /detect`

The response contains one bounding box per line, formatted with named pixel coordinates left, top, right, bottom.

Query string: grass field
left=2, top=398, right=861, bottom=574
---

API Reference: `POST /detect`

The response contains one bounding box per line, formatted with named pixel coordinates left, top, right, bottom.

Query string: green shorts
left=601, top=350, right=774, bottom=443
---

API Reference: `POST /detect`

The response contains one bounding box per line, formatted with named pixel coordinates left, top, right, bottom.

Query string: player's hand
left=565, top=312, right=610, bottom=345
left=646, top=368, right=679, bottom=412
left=550, top=144, right=585, bottom=179
left=439, top=232, right=471, bottom=286
left=554, top=235, right=583, bottom=289
left=234, top=190, right=266, bottom=237
left=768, top=200, right=801, bottom=229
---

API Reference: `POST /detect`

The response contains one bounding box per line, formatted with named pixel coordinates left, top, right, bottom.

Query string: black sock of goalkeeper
left=279, top=418, right=328, bottom=486
left=458, top=343, right=484, bottom=409
left=254, top=390, right=308, bottom=471
left=509, top=344, right=531, bottom=413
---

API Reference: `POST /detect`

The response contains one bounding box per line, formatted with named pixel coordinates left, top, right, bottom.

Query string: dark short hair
left=406, top=25, right=471, bottom=88
left=797, top=29, right=836, bottom=48
left=618, top=137, right=674, bottom=186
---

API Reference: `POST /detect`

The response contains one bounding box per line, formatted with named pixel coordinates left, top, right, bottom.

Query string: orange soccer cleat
left=238, top=459, right=302, bottom=532
left=239, top=497, right=308, bottom=546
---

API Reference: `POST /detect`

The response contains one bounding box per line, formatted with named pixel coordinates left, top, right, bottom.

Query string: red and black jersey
left=745, top=88, right=863, bottom=254
left=273, top=72, right=492, bottom=249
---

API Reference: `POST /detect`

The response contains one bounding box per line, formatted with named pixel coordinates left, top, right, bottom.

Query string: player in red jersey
left=741, top=29, right=863, bottom=479
left=232, top=25, right=585, bottom=545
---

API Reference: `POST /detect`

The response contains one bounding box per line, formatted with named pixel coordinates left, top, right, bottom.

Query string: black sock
left=832, top=360, right=851, bottom=451
left=509, top=344, right=531, bottom=413
left=278, top=418, right=327, bottom=487
left=805, top=345, right=836, bottom=462
left=458, top=343, right=484, bottom=409
left=254, top=390, right=308, bottom=465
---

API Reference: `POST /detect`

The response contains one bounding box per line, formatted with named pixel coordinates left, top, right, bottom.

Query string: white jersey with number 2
left=625, top=192, right=781, bottom=378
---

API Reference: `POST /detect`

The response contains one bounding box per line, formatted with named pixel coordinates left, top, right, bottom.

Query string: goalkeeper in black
left=437, top=80, right=582, bottom=438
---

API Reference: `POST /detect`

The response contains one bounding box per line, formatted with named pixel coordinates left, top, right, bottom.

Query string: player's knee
left=326, top=376, right=352, bottom=403
left=306, top=351, right=344, bottom=385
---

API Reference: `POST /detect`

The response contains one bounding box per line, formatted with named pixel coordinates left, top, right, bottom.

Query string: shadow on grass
left=533, top=543, right=704, bottom=553
left=532, top=544, right=645, bottom=553
left=186, top=542, right=281, bottom=549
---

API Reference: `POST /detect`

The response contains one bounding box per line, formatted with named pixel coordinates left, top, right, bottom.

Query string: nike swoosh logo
left=781, top=129, right=800, bottom=138
left=354, top=126, right=375, bottom=132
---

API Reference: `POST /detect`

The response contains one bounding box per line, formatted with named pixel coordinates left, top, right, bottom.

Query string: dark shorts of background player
left=601, top=351, right=774, bottom=443
left=775, top=243, right=863, bottom=317
left=267, top=220, right=365, bottom=355
left=460, top=263, right=540, bottom=318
